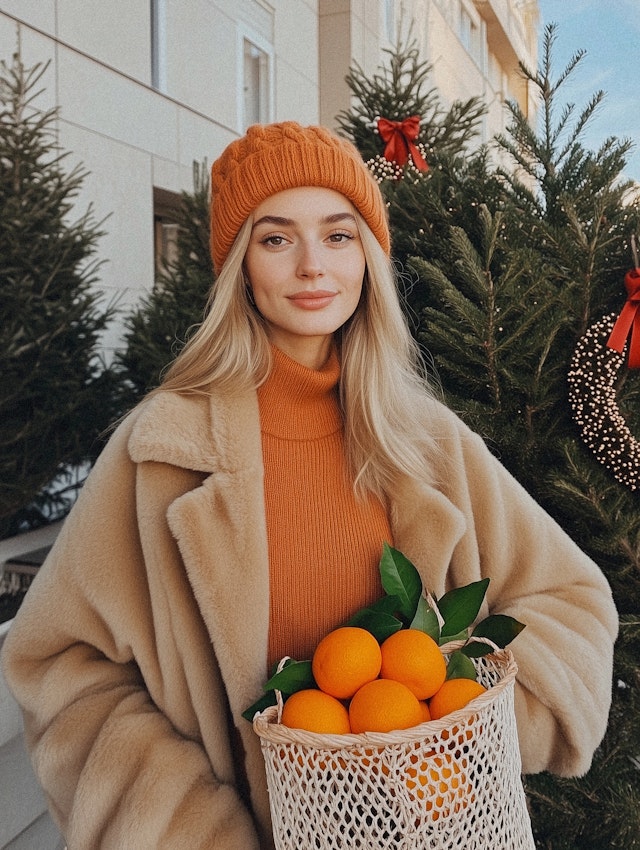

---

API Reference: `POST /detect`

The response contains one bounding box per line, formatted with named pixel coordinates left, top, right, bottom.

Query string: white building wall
left=1, top=526, right=65, bottom=849
left=0, top=0, right=538, bottom=357
left=274, top=0, right=318, bottom=124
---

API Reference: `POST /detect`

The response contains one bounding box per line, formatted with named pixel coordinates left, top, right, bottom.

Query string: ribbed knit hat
left=210, top=122, right=390, bottom=273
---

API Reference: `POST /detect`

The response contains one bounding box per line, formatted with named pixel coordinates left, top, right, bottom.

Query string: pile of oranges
left=280, top=626, right=486, bottom=735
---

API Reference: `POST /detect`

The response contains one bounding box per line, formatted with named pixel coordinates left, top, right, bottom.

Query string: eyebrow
left=252, top=212, right=357, bottom=229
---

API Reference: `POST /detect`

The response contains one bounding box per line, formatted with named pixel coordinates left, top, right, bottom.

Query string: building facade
left=0, top=0, right=539, bottom=354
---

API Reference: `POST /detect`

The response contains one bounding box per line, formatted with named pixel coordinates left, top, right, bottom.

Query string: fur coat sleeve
left=1, top=393, right=269, bottom=850
left=391, top=404, right=619, bottom=778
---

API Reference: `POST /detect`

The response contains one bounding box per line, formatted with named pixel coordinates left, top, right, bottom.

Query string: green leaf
left=348, top=608, right=403, bottom=642
left=263, top=659, right=315, bottom=695
left=361, top=594, right=404, bottom=617
left=460, top=640, right=493, bottom=659
left=445, top=650, right=478, bottom=681
left=410, top=595, right=440, bottom=641
left=242, top=690, right=277, bottom=722
left=379, top=542, right=423, bottom=622
left=438, top=629, right=469, bottom=645
left=472, top=614, right=526, bottom=647
left=438, top=578, right=490, bottom=637
left=347, top=594, right=404, bottom=640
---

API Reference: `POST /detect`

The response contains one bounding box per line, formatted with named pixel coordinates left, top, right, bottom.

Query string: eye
left=260, top=234, right=287, bottom=247
left=327, top=231, right=354, bottom=244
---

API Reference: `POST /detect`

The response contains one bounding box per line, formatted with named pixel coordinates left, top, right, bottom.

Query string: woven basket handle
left=273, top=656, right=292, bottom=722
left=439, top=635, right=502, bottom=655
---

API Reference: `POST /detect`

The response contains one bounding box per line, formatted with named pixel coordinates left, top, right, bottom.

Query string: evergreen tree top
left=1, top=50, right=117, bottom=538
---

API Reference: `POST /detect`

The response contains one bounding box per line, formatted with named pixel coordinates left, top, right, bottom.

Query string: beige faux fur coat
left=2, top=385, right=618, bottom=849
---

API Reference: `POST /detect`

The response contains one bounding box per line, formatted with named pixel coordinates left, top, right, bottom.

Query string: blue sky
left=536, top=0, right=640, bottom=182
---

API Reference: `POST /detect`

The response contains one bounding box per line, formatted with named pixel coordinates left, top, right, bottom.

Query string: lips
left=288, top=290, right=337, bottom=309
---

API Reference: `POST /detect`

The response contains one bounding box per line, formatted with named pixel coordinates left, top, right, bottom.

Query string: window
left=459, top=4, right=482, bottom=66
left=151, top=0, right=166, bottom=91
left=238, top=28, right=273, bottom=132
left=243, top=38, right=269, bottom=128
left=153, top=188, right=181, bottom=277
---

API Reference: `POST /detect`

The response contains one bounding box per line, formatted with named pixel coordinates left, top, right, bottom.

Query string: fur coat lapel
left=388, top=474, right=467, bottom=598
left=129, top=388, right=275, bottom=839
left=129, top=389, right=271, bottom=724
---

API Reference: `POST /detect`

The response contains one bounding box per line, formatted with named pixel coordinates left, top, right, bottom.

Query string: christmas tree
left=0, top=51, right=117, bottom=540
left=113, top=160, right=212, bottom=412
left=340, top=28, right=640, bottom=849
left=335, top=33, right=486, bottom=171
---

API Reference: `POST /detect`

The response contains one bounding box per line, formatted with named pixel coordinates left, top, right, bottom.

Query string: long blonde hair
left=157, top=212, right=442, bottom=498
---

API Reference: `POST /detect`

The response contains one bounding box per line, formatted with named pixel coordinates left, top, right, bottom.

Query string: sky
left=536, top=0, right=640, bottom=183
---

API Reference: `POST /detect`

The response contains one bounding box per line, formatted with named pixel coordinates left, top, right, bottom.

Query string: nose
left=296, top=241, right=324, bottom=279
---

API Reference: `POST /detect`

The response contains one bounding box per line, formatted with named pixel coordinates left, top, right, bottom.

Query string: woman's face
left=244, top=186, right=366, bottom=369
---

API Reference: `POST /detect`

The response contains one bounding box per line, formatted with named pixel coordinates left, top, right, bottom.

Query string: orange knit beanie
left=210, top=122, right=390, bottom=273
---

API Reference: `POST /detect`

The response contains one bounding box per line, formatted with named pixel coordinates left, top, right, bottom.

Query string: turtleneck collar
left=257, top=346, right=342, bottom=440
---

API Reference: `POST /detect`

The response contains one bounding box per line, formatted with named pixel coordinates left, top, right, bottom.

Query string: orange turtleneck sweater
left=258, top=346, right=392, bottom=669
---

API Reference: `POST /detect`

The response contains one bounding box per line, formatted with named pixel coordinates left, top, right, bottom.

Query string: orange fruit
left=429, top=677, right=487, bottom=720
left=418, top=700, right=432, bottom=723
left=312, top=626, right=382, bottom=700
left=349, top=678, right=424, bottom=733
left=406, top=752, right=472, bottom=820
left=379, top=629, right=447, bottom=700
left=281, top=689, right=351, bottom=734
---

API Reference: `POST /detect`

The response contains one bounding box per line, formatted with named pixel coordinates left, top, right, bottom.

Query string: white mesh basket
left=253, top=648, right=535, bottom=850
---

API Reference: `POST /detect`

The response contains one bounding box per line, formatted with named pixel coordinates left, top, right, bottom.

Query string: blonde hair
left=156, top=213, right=441, bottom=498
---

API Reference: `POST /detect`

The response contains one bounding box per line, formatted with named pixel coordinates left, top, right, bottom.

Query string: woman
left=2, top=123, right=618, bottom=849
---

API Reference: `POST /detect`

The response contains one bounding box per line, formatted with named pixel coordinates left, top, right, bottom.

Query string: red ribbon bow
left=377, top=116, right=429, bottom=172
left=607, top=268, right=640, bottom=368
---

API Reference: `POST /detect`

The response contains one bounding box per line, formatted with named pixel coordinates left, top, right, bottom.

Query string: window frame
left=150, top=0, right=167, bottom=91
left=236, top=24, right=274, bottom=133
left=153, top=187, right=181, bottom=279
left=459, top=0, right=483, bottom=67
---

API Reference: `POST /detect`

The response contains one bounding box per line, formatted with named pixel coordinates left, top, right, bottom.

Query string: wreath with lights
left=567, top=268, right=640, bottom=491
